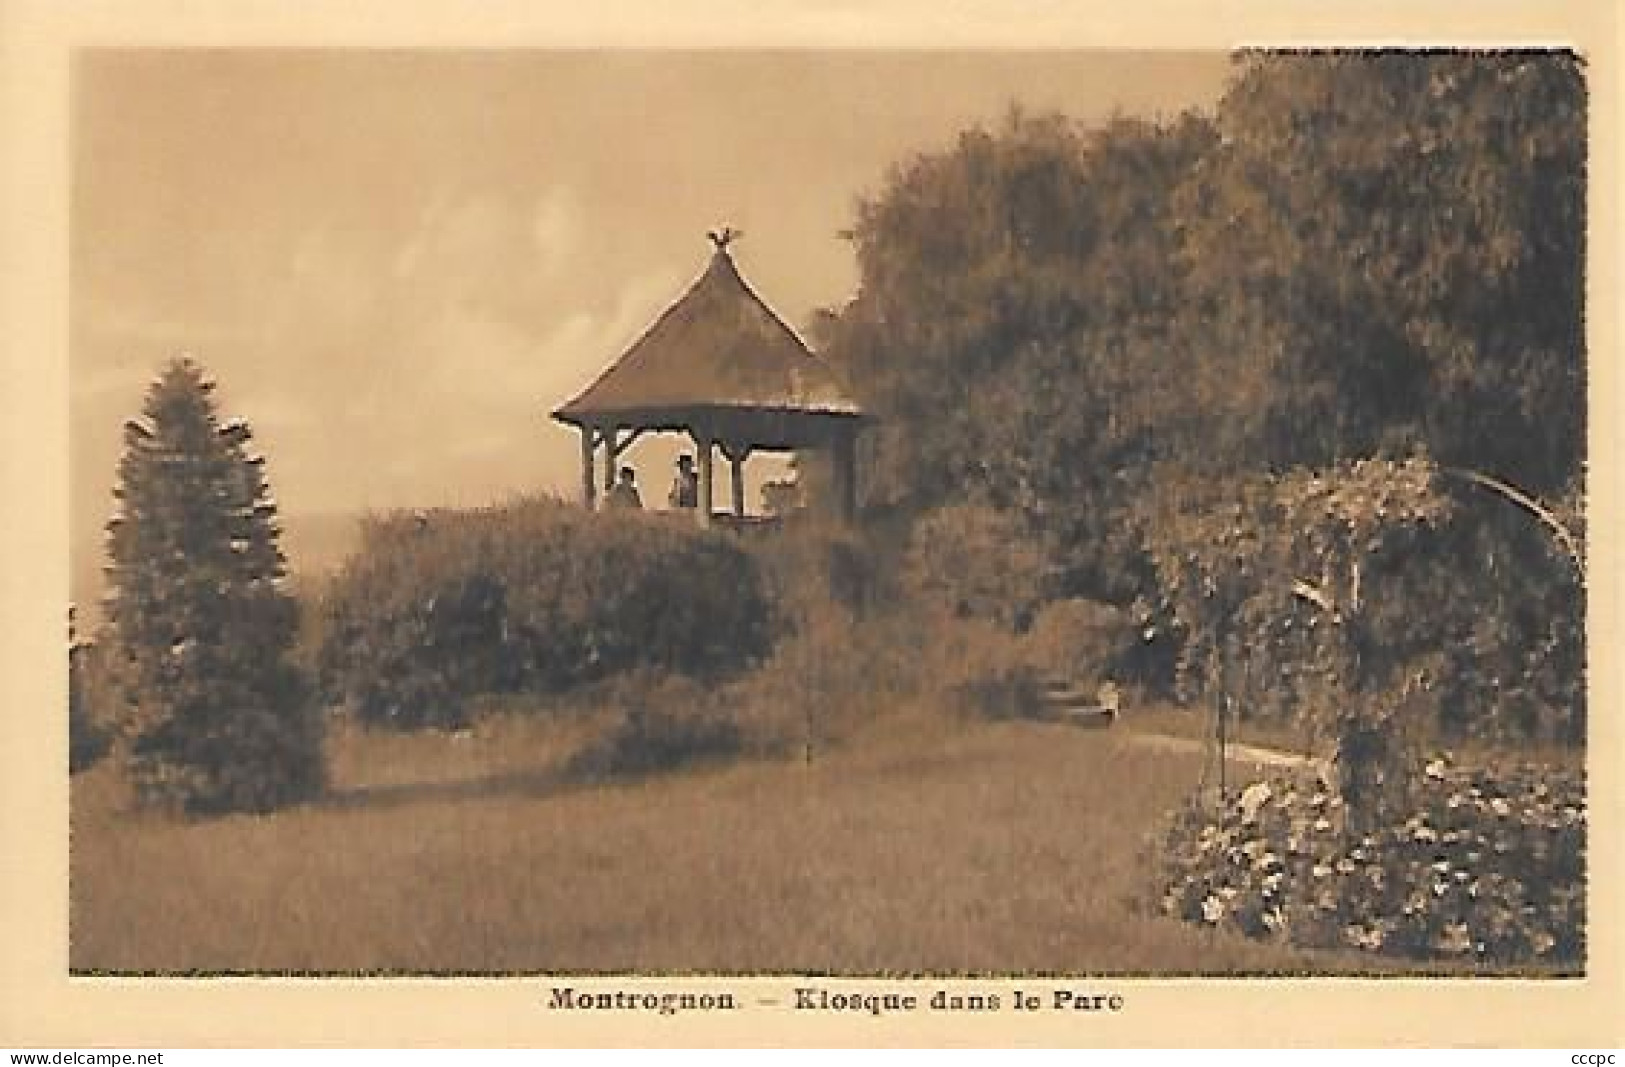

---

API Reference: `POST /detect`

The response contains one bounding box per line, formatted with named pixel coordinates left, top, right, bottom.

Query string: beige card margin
left=1, top=0, right=1620, bottom=1048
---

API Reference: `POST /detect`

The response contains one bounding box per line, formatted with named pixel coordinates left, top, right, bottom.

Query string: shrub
left=318, top=498, right=778, bottom=730
left=1021, top=597, right=1135, bottom=681
left=1153, top=755, right=1585, bottom=967
left=567, top=673, right=743, bottom=778
left=901, top=502, right=1049, bottom=630
left=715, top=588, right=1043, bottom=758
left=716, top=598, right=917, bottom=759
left=747, top=513, right=880, bottom=619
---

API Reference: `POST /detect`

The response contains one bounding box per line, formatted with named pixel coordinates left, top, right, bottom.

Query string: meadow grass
left=72, top=706, right=1443, bottom=976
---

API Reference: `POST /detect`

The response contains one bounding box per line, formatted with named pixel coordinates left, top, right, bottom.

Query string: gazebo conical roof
left=552, top=244, right=860, bottom=450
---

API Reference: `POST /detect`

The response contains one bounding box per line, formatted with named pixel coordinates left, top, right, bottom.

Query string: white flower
left=1436, top=923, right=1472, bottom=955
left=1201, top=895, right=1225, bottom=923
left=1240, top=781, right=1273, bottom=823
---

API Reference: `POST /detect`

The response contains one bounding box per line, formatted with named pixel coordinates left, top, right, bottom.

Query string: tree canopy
left=817, top=51, right=1585, bottom=741
left=823, top=51, right=1585, bottom=597
left=1180, top=51, right=1585, bottom=491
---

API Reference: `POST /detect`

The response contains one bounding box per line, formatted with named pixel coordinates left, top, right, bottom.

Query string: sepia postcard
left=1, top=0, right=1621, bottom=1050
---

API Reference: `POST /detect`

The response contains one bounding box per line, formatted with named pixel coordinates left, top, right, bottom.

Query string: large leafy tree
left=824, top=109, right=1216, bottom=600
left=105, top=357, right=323, bottom=813
left=1177, top=50, right=1585, bottom=492
left=1166, top=51, right=1588, bottom=741
left=821, top=54, right=1584, bottom=739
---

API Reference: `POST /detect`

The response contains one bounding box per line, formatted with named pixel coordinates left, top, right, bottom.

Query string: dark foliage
left=317, top=498, right=778, bottom=730
left=822, top=53, right=1585, bottom=743
left=567, top=674, right=743, bottom=779
left=104, top=358, right=324, bottom=814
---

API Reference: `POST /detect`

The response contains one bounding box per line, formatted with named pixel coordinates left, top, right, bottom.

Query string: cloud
left=390, top=190, right=455, bottom=280
left=386, top=185, right=582, bottom=312
left=538, top=267, right=686, bottom=399
left=74, top=184, right=694, bottom=525
left=402, top=265, right=684, bottom=423
left=530, top=185, right=582, bottom=278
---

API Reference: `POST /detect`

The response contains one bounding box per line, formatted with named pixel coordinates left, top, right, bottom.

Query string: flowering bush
left=1155, top=755, right=1585, bottom=967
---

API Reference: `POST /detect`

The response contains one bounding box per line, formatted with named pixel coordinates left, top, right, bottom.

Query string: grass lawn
left=70, top=709, right=1442, bottom=975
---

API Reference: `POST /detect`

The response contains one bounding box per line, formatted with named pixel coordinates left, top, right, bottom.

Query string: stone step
left=1038, top=687, right=1099, bottom=707
left=1057, top=706, right=1117, bottom=729
left=1030, top=675, right=1118, bottom=727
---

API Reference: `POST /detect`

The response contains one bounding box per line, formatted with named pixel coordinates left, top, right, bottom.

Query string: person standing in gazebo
left=669, top=455, right=699, bottom=510
left=607, top=466, right=643, bottom=509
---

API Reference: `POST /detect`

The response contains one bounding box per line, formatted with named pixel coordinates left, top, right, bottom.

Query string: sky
left=71, top=48, right=1233, bottom=597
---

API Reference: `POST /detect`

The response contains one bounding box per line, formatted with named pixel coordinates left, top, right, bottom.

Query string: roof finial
left=707, top=226, right=742, bottom=253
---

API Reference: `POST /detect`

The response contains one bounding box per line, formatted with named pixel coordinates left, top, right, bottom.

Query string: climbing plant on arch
left=1138, top=455, right=1453, bottom=823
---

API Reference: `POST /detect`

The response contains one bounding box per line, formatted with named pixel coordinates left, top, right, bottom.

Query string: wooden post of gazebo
left=602, top=426, right=620, bottom=492
left=578, top=425, right=597, bottom=508
left=696, top=434, right=715, bottom=529
left=724, top=443, right=749, bottom=519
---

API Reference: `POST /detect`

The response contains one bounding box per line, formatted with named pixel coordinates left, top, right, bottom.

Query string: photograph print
left=67, top=47, right=1588, bottom=978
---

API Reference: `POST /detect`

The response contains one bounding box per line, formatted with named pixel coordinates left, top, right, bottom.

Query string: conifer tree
left=105, top=356, right=323, bottom=813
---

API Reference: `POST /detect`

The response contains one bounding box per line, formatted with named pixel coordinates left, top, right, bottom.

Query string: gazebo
left=551, top=231, right=862, bottom=527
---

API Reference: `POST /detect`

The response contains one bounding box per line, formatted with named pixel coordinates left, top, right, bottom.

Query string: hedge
left=317, top=497, right=778, bottom=729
